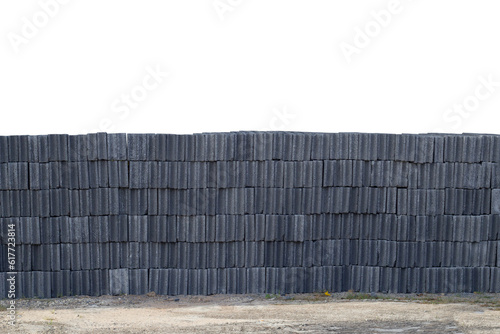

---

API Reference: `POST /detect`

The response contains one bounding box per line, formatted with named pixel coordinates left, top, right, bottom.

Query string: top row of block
left=1, top=132, right=499, bottom=163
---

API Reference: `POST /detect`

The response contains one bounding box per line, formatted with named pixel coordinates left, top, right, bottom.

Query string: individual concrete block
left=176, top=135, right=188, bottom=162
left=129, top=189, right=148, bottom=215
left=67, top=135, right=86, bottom=161
left=110, top=269, right=129, bottom=295
left=80, top=243, right=91, bottom=270
left=85, top=133, right=99, bottom=161
left=0, top=191, right=10, bottom=217
left=176, top=216, right=189, bottom=242
left=0, top=164, right=9, bottom=190
left=149, top=269, right=160, bottom=293
left=491, top=268, right=500, bottom=293
left=87, top=270, right=100, bottom=296
left=33, top=271, right=52, bottom=298
left=266, top=132, right=281, bottom=161
left=108, top=243, right=120, bottom=269
left=155, top=134, right=168, bottom=161
left=7, top=136, right=22, bottom=162
left=107, top=133, right=127, bottom=160
left=0, top=137, right=8, bottom=163
left=310, top=133, right=328, bottom=160
left=127, top=134, right=149, bottom=161
left=108, top=215, right=128, bottom=242
left=94, top=132, right=108, bottom=160
left=155, top=269, right=168, bottom=295
left=177, top=268, right=188, bottom=295
left=35, top=135, right=50, bottom=163
left=129, top=161, right=149, bottom=189
left=128, top=215, right=148, bottom=242
left=194, top=133, right=207, bottom=162
left=492, top=189, right=500, bottom=214
left=15, top=135, right=28, bottom=162
left=128, top=242, right=140, bottom=269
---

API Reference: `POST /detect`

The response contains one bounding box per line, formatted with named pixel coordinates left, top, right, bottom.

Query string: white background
left=1, top=0, right=499, bottom=135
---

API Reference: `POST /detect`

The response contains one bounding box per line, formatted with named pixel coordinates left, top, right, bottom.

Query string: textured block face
left=109, top=269, right=129, bottom=295
left=492, top=189, right=500, bottom=214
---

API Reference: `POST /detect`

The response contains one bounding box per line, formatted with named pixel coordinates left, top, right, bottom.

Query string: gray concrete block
left=108, top=215, right=127, bottom=242
left=88, top=188, right=108, bottom=216
left=67, top=135, right=85, bottom=161
left=85, top=134, right=98, bottom=161
left=206, top=243, right=217, bottom=268
left=311, top=133, right=328, bottom=160
left=149, top=242, right=160, bottom=268
left=415, top=136, right=434, bottom=163
left=92, top=132, right=107, bottom=160
left=490, top=215, right=499, bottom=240
left=174, top=269, right=187, bottom=295
left=146, top=188, right=157, bottom=215
left=26, top=135, right=39, bottom=163
left=9, top=190, right=21, bottom=217
left=0, top=191, right=11, bottom=217
left=154, top=134, right=167, bottom=161
left=357, top=133, right=370, bottom=161
left=175, top=215, right=188, bottom=242
left=128, top=215, right=148, bottom=242
left=68, top=243, right=81, bottom=271
left=129, top=189, right=148, bottom=215
left=33, top=271, right=52, bottom=298
left=147, top=216, right=159, bottom=242
left=108, top=243, right=120, bottom=269
left=246, top=267, right=265, bottom=294
left=430, top=135, right=444, bottom=163
left=193, top=133, right=207, bottom=162
left=96, top=243, right=110, bottom=270
left=155, top=269, right=168, bottom=295
left=129, top=161, right=148, bottom=189
left=406, top=162, right=418, bottom=189
left=128, top=242, right=140, bottom=269
left=204, top=133, right=217, bottom=162
left=106, top=133, right=127, bottom=160
left=0, top=164, right=9, bottom=190
left=158, top=216, right=173, bottom=242
left=326, top=133, right=349, bottom=159
left=81, top=243, right=91, bottom=270
left=290, top=132, right=306, bottom=161
left=492, top=189, right=500, bottom=214
left=483, top=136, right=500, bottom=162
left=0, top=137, right=8, bottom=163
left=173, top=135, right=186, bottom=162
left=109, top=269, right=129, bottom=295
left=430, top=163, right=446, bottom=189
left=6, top=136, right=20, bottom=162
left=16, top=190, right=27, bottom=220
left=35, top=135, right=50, bottom=163
left=127, top=134, right=148, bottom=161
left=491, top=268, right=500, bottom=293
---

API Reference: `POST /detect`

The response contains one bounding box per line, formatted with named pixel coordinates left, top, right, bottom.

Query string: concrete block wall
left=0, top=132, right=499, bottom=298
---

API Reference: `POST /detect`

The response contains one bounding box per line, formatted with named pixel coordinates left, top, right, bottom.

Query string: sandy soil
left=1, top=293, right=499, bottom=333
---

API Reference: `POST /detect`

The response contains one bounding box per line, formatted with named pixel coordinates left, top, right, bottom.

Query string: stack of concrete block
left=0, top=132, right=499, bottom=298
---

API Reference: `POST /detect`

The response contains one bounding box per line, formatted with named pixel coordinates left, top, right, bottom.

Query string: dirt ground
left=1, top=293, right=499, bottom=333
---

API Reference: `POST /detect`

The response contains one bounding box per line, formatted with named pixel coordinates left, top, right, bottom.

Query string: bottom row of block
left=1, top=266, right=499, bottom=298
